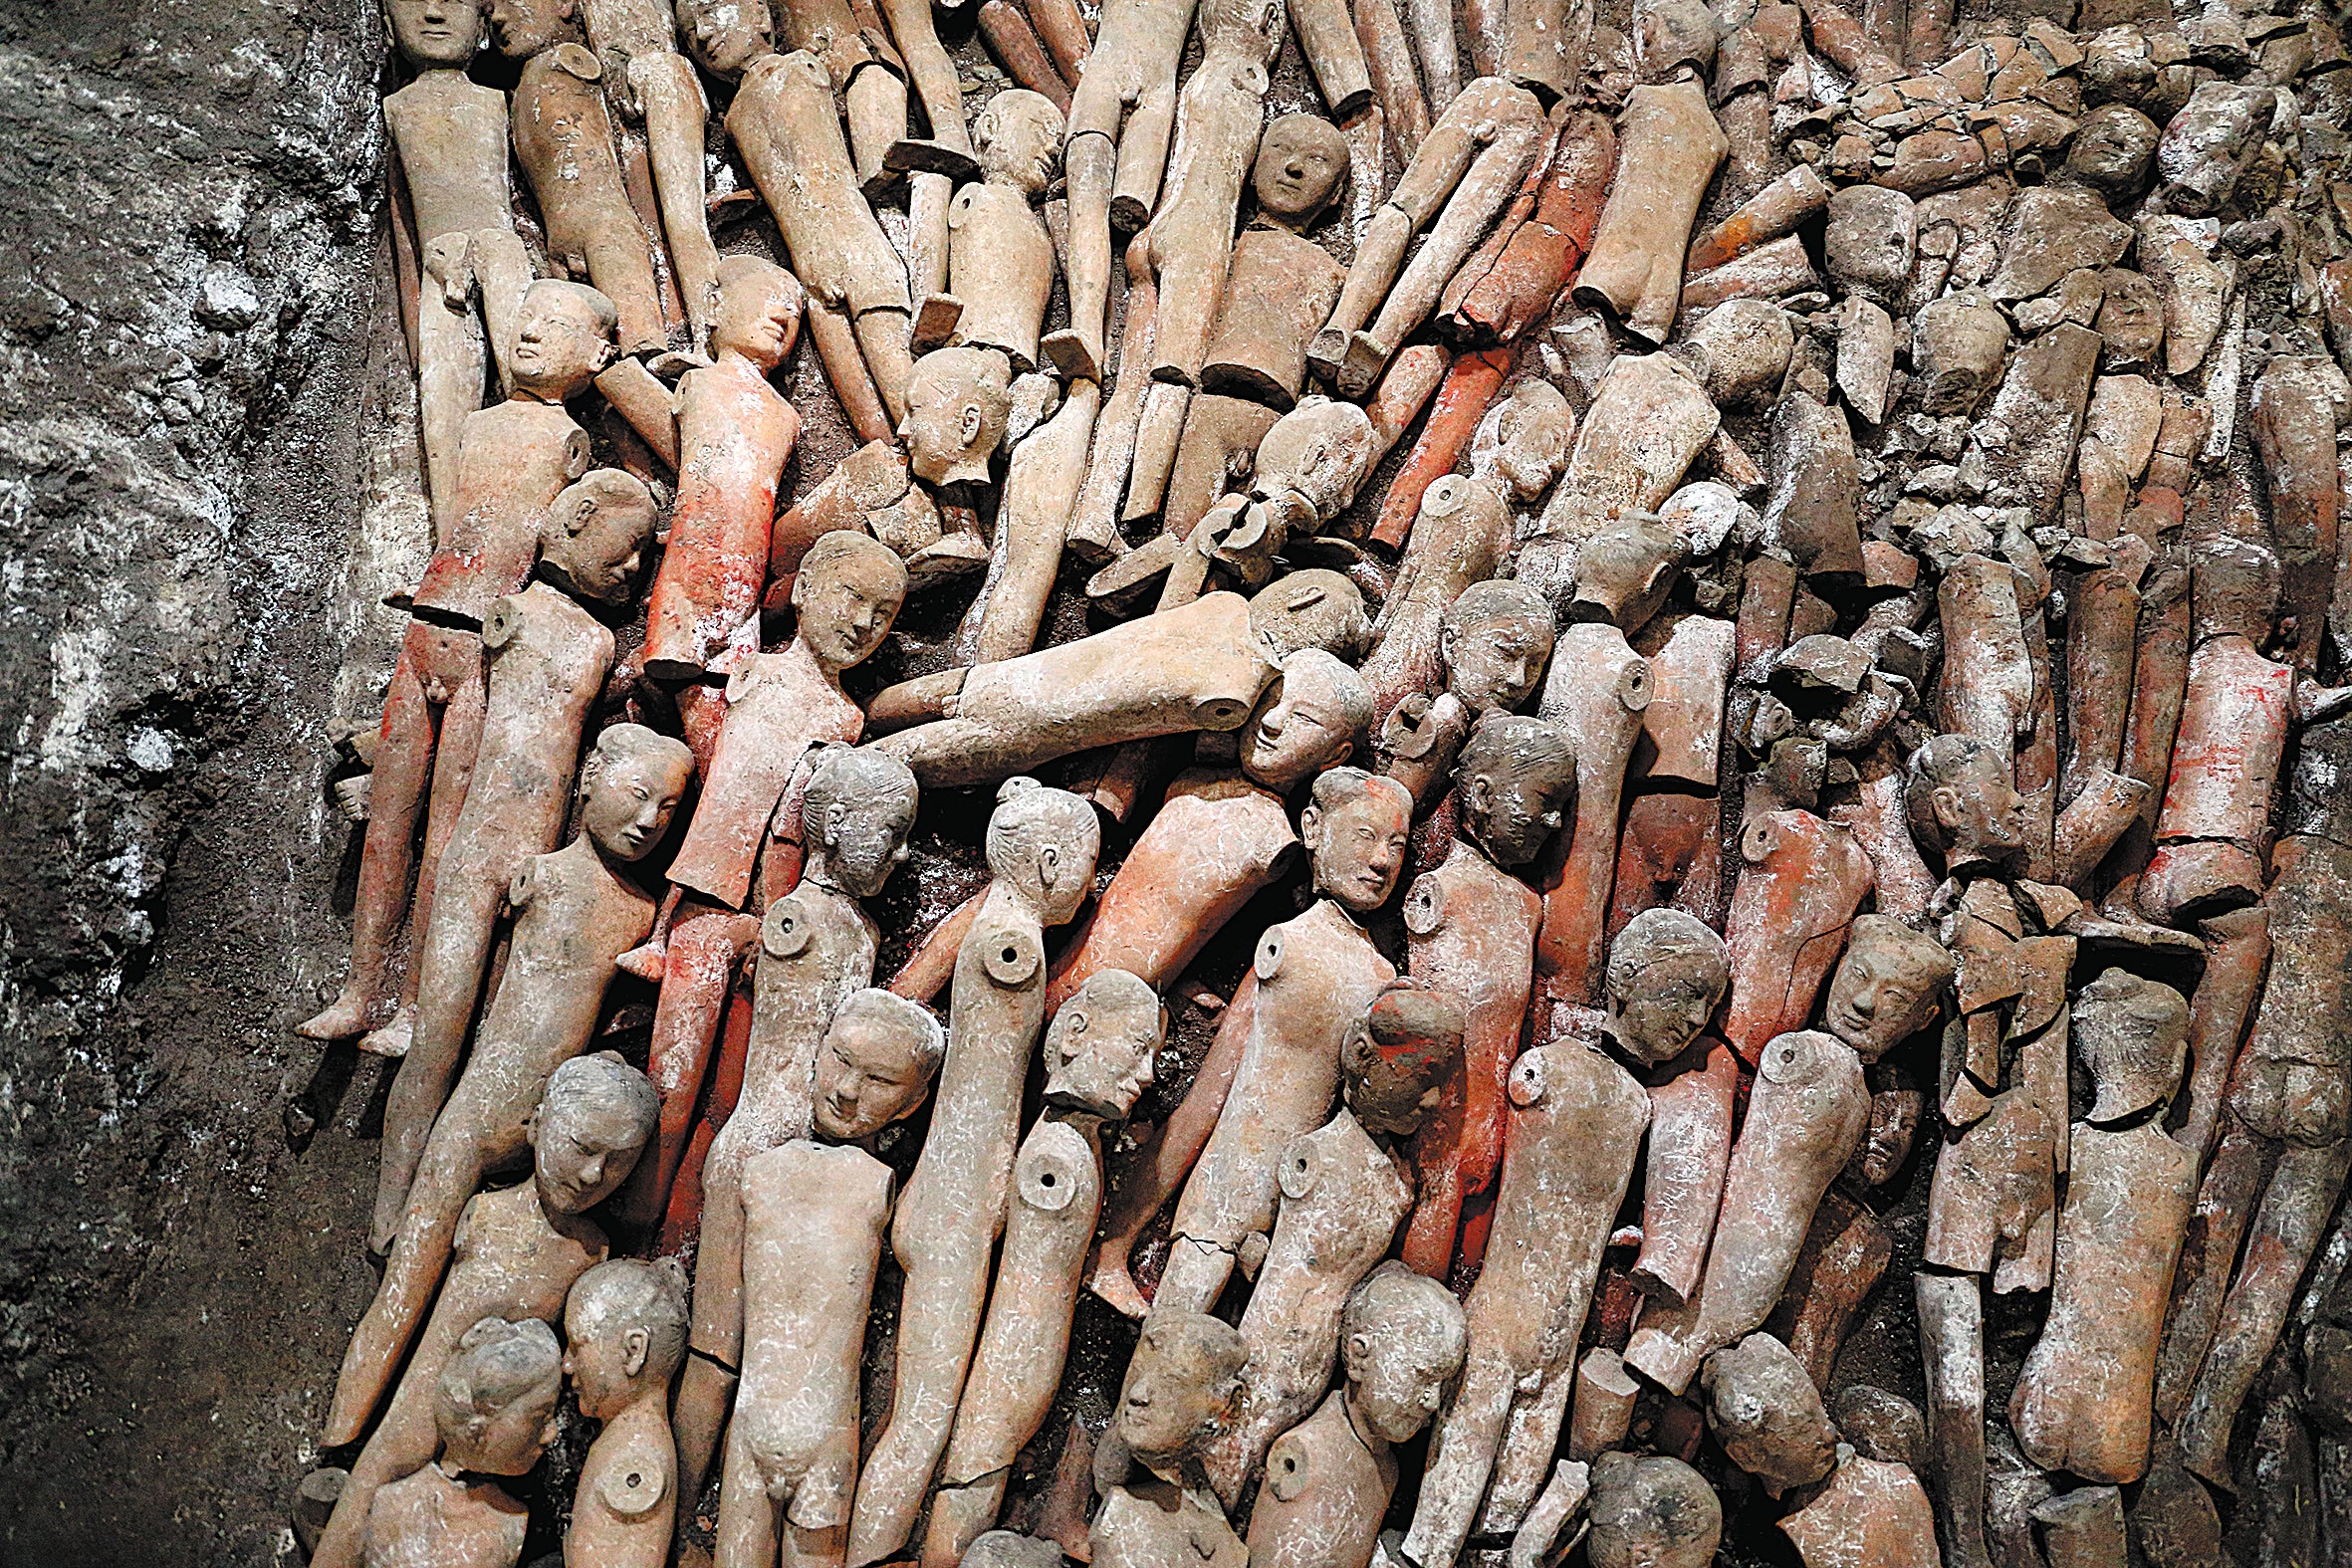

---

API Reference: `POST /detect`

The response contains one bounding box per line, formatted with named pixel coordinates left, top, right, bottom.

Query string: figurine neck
left=1341, top=1391, right=1391, bottom=1459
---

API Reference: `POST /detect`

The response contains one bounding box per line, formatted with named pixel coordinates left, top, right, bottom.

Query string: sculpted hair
left=1309, top=765, right=1412, bottom=819
left=716, top=252, right=806, bottom=314
left=832, top=987, right=949, bottom=1076
left=1281, top=648, right=1375, bottom=741
left=1343, top=1259, right=1468, bottom=1365
left=1443, top=578, right=1553, bottom=640
left=799, top=527, right=909, bottom=593
left=568, top=1257, right=692, bottom=1381
left=529, top=277, right=620, bottom=339
left=1606, top=907, right=1730, bottom=1000
left=546, top=1049, right=661, bottom=1137
left=1904, top=732, right=2001, bottom=847
left=588, top=721, right=695, bottom=787
left=440, top=1316, right=564, bottom=1420
left=804, top=745, right=919, bottom=833
left=1454, top=712, right=1574, bottom=791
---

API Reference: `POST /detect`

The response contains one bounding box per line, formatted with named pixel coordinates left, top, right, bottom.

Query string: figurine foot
left=1337, top=331, right=1394, bottom=399
left=1040, top=329, right=1100, bottom=383
left=357, top=1006, right=414, bottom=1060
left=906, top=532, right=992, bottom=581
left=912, top=293, right=964, bottom=354
left=1085, top=1256, right=1150, bottom=1320
left=1305, top=328, right=1348, bottom=385
left=883, top=137, right=982, bottom=185
left=296, top=987, right=383, bottom=1042
left=616, top=937, right=669, bottom=983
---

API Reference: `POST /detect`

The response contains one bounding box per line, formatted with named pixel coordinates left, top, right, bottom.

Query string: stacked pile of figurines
left=289, top=0, right=2352, bottom=1560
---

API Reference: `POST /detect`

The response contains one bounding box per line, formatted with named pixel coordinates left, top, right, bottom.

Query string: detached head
left=1115, top=1312, right=1250, bottom=1476
left=1603, top=908, right=1730, bottom=1066
left=974, top=90, right=1063, bottom=198
left=1905, top=732, right=2025, bottom=872
left=1301, top=768, right=1412, bottom=914
left=802, top=746, right=919, bottom=898
left=812, top=989, right=946, bottom=1140
left=1340, top=983, right=1465, bottom=1138
left=1441, top=580, right=1553, bottom=715
left=1340, top=1261, right=1467, bottom=1445
left=579, top=723, right=695, bottom=863
left=902, top=347, right=1014, bottom=487
left=1044, top=969, right=1164, bottom=1121
left=1249, top=568, right=1370, bottom=665
left=510, top=280, right=618, bottom=401
left=488, top=0, right=577, bottom=57
left=1252, top=398, right=1378, bottom=520
left=711, top=254, right=805, bottom=370
left=1239, top=648, right=1371, bottom=792
left=1253, top=114, right=1347, bottom=228
left=1454, top=712, right=1575, bottom=868
left=674, top=0, right=772, bottom=76
left=1823, top=915, right=1953, bottom=1061
left=2075, top=967, right=2191, bottom=1125
left=985, top=777, right=1101, bottom=927
left=791, top=530, right=907, bottom=674
left=539, top=468, right=655, bottom=606
left=531, top=1051, right=659, bottom=1214
left=435, top=1317, right=565, bottom=1475
left=386, top=0, right=484, bottom=67
left=564, top=1257, right=690, bottom=1420
left=1482, top=380, right=1573, bottom=502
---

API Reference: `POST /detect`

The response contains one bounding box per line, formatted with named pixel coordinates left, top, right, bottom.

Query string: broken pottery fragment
left=1584, top=1452, right=1721, bottom=1568
left=1700, top=1332, right=1838, bottom=1495
left=1778, top=1452, right=1940, bottom=1568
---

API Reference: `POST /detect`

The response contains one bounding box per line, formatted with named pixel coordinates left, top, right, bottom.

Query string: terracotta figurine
left=1090, top=1313, right=1252, bottom=1567
left=361, top=1318, right=564, bottom=1568
left=564, top=1258, right=691, bottom=1568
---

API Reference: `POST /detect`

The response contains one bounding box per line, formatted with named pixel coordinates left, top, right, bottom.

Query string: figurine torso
left=948, top=182, right=1055, bottom=369
left=1244, top=1391, right=1395, bottom=1568
left=384, top=71, right=516, bottom=243
left=736, top=878, right=882, bottom=1145
left=512, top=46, right=630, bottom=265
left=450, top=1181, right=610, bottom=1329
left=365, top=1462, right=529, bottom=1568
left=648, top=356, right=802, bottom=667
left=1051, top=768, right=1294, bottom=1007
left=458, top=584, right=614, bottom=854
left=1091, top=1479, right=1249, bottom=1568
left=666, top=637, right=862, bottom=908
left=418, top=398, right=591, bottom=624
left=736, top=1139, right=895, bottom=1525
left=1175, top=898, right=1395, bottom=1247
left=566, top=1399, right=677, bottom=1568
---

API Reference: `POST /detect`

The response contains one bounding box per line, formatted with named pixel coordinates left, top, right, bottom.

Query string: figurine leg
left=1152, top=1232, right=1239, bottom=1315
left=808, top=299, right=894, bottom=445
left=1051, top=130, right=1118, bottom=383
left=466, top=227, right=533, bottom=396
left=847, top=65, right=911, bottom=190
left=330, top=1127, right=483, bottom=1445
left=853, top=305, right=917, bottom=430
left=1406, top=0, right=1458, bottom=111
left=307, top=1334, right=444, bottom=1568
left=618, top=907, right=762, bottom=1235
left=412, top=238, right=484, bottom=549
left=1110, top=87, right=1177, bottom=231
left=372, top=835, right=511, bottom=1252
left=921, top=1476, right=1011, bottom=1568
left=297, top=634, right=438, bottom=1042
left=1916, top=1271, right=1993, bottom=1568
left=713, top=1416, right=783, bottom=1568
left=878, top=0, right=977, bottom=169
left=1404, top=1350, right=1518, bottom=1568
left=1086, top=976, right=1255, bottom=1316
left=1481, top=1369, right=1577, bottom=1535
left=402, top=646, right=488, bottom=1014
left=634, top=52, right=721, bottom=346
left=785, top=1522, right=850, bottom=1568
left=677, top=1122, right=758, bottom=1509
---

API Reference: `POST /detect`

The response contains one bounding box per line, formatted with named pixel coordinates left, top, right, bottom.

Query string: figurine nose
left=1851, top=983, right=1878, bottom=1016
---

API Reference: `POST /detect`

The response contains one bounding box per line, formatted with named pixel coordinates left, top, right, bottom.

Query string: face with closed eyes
left=813, top=1008, right=935, bottom=1140
left=1305, top=785, right=1411, bottom=913
left=674, top=0, right=772, bottom=76
left=1239, top=657, right=1358, bottom=790
left=1459, top=748, right=1575, bottom=868
left=533, top=1086, right=652, bottom=1213
left=1444, top=608, right=1552, bottom=715
left=582, top=746, right=693, bottom=862
left=1252, top=115, right=1347, bottom=226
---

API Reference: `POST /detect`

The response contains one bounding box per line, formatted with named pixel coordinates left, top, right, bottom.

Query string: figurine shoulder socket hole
left=1019, top=1140, right=1082, bottom=1211
left=1403, top=873, right=1444, bottom=935
left=1267, top=1435, right=1310, bottom=1500
left=1620, top=658, right=1654, bottom=711
left=1255, top=930, right=1286, bottom=981
left=1760, top=1033, right=1814, bottom=1084
left=599, top=1459, right=667, bottom=1517
left=764, top=896, right=813, bottom=958
left=482, top=596, right=523, bottom=651
left=1509, top=1051, right=1548, bottom=1106
left=984, top=926, right=1043, bottom=986
left=1278, top=1143, right=1319, bottom=1200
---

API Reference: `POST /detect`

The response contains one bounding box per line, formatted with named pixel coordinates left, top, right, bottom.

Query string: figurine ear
left=1037, top=842, right=1062, bottom=887
left=959, top=401, right=986, bottom=449
left=1298, top=803, right=1324, bottom=847
left=1932, top=784, right=1966, bottom=829
left=622, top=1325, right=651, bottom=1378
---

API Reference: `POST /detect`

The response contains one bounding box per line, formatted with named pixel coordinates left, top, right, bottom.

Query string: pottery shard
left=1987, top=186, right=2134, bottom=303
left=2156, top=79, right=2271, bottom=216
left=1834, top=297, right=1897, bottom=425
left=1761, top=392, right=1864, bottom=579
left=1700, top=1332, right=1838, bottom=1495
left=1777, top=1454, right=1941, bottom=1568
left=1910, top=290, right=2009, bottom=415
left=2138, top=216, right=2234, bottom=377
left=1973, top=322, right=2101, bottom=527
left=1822, top=185, right=1918, bottom=301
